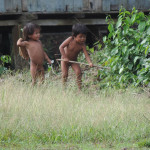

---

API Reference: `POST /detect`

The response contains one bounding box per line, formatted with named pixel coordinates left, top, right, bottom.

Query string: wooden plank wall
left=0, top=0, right=5, bottom=12
left=0, top=0, right=149, bottom=13
left=110, top=0, right=150, bottom=11
left=5, top=0, right=22, bottom=12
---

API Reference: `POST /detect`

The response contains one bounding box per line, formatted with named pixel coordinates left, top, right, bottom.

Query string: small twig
left=56, top=59, right=110, bottom=69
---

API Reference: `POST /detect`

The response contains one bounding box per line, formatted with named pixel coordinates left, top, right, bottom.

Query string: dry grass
left=0, top=72, right=150, bottom=148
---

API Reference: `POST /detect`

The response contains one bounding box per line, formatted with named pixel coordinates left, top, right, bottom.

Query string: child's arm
left=59, top=37, right=72, bottom=61
left=17, top=38, right=28, bottom=47
left=44, top=52, right=51, bottom=65
left=82, top=45, right=93, bottom=67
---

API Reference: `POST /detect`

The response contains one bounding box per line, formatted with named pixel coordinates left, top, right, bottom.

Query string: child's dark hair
left=72, top=23, right=88, bottom=37
left=23, top=22, right=41, bottom=41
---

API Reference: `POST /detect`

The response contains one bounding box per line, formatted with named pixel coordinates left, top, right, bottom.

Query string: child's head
left=23, top=22, right=41, bottom=41
left=72, top=23, right=88, bottom=37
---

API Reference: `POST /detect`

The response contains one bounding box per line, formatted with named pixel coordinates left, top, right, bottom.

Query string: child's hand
left=64, top=58, right=69, bottom=62
left=48, top=60, right=52, bottom=65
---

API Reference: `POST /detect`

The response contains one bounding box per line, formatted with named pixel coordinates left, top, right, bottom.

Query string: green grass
left=0, top=72, right=150, bottom=149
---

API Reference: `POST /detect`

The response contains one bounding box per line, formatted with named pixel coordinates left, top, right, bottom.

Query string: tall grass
left=0, top=72, right=150, bottom=149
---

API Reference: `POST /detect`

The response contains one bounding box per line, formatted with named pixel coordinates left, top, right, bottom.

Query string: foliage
left=93, top=8, right=150, bottom=88
left=0, top=55, right=11, bottom=76
left=138, top=139, right=150, bottom=148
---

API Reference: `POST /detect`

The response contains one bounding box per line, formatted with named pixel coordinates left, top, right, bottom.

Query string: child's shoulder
left=66, top=36, right=73, bottom=41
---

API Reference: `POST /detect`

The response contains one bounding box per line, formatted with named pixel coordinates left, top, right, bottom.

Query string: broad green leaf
left=108, top=23, right=114, bottom=33
left=131, top=14, right=136, bottom=24
left=147, top=27, right=150, bottom=35
left=134, top=56, right=139, bottom=64
left=116, top=17, right=122, bottom=28
left=111, top=47, right=118, bottom=55
left=119, top=67, right=124, bottom=74
left=141, top=38, right=147, bottom=45
left=103, top=36, right=107, bottom=42
left=138, top=22, right=146, bottom=32
left=125, top=11, right=130, bottom=15
left=128, top=63, right=133, bottom=70
left=125, top=17, right=131, bottom=25
left=145, top=46, right=149, bottom=56
left=108, top=33, right=113, bottom=38
left=90, top=47, right=94, bottom=53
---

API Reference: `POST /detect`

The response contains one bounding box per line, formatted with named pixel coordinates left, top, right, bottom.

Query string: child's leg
left=61, top=61, right=69, bottom=86
left=71, top=63, right=82, bottom=90
left=38, top=66, right=45, bottom=84
left=30, top=62, right=37, bottom=85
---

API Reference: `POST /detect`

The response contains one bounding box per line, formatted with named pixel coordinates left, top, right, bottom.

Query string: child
left=17, top=22, right=51, bottom=85
left=59, top=23, right=93, bottom=90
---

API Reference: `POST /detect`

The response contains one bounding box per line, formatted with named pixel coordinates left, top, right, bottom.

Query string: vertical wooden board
left=0, top=0, right=5, bottom=12
left=130, top=0, right=150, bottom=10
left=102, top=0, right=110, bottom=11
left=64, top=0, right=73, bottom=12
left=92, top=0, right=102, bottom=12
left=26, top=0, right=39, bottom=12
left=126, top=0, right=136, bottom=10
left=5, top=0, right=21, bottom=12
left=22, top=0, right=28, bottom=12
left=144, top=0, right=150, bottom=10
left=26, top=0, right=64, bottom=12
left=38, top=0, right=63, bottom=12
left=83, top=0, right=89, bottom=11
left=110, top=0, right=119, bottom=11
left=54, top=0, right=64, bottom=12
left=118, top=0, right=128, bottom=10
left=73, top=0, right=83, bottom=12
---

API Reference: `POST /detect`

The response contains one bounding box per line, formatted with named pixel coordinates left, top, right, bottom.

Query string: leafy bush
left=0, top=55, right=11, bottom=76
left=95, top=8, right=150, bottom=88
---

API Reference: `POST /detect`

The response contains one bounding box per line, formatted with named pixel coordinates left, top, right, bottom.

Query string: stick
left=56, top=59, right=110, bottom=69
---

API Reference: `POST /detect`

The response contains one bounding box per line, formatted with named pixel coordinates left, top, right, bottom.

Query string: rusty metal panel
left=0, top=0, right=5, bottom=12
left=5, top=0, right=22, bottom=12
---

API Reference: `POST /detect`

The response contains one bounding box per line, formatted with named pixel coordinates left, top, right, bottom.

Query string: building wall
left=0, top=0, right=149, bottom=69
left=0, top=0, right=149, bottom=13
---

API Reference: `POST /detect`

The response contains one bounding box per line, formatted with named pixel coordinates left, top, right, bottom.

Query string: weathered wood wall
left=0, top=0, right=149, bottom=69
left=0, top=0, right=149, bottom=13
